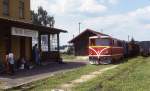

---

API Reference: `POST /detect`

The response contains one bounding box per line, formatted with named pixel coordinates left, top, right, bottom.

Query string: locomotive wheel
left=100, top=59, right=112, bottom=64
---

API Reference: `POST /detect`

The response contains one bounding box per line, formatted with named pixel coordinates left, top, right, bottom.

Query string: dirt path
left=52, top=65, right=119, bottom=91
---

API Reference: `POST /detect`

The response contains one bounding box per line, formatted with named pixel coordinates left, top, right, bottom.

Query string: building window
left=50, top=34, right=58, bottom=51
left=41, top=35, right=48, bottom=52
left=19, top=0, right=24, bottom=18
left=32, top=36, right=38, bottom=47
left=3, top=0, right=9, bottom=16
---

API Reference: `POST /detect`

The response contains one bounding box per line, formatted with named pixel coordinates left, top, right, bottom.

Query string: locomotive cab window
left=95, top=38, right=110, bottom=46
left=90, top=38, right=110, bottom=46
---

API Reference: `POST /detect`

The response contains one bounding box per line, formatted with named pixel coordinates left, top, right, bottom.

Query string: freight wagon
left=138, top=41, right=150, bottom=57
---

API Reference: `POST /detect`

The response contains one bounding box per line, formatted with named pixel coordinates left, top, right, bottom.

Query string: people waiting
left=6, top=51, right=15, bottom=75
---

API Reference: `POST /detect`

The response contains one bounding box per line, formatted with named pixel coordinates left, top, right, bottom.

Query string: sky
left=31, top=0, right=150, bottom=45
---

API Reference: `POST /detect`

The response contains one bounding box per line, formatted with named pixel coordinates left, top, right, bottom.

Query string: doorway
left=11, top=36, right=32, bottom=61
left=20, top=37, right=32, bottom=61
left=0, top=37, right=7, bottom=63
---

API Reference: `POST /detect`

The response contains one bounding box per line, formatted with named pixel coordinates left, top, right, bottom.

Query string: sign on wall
left=11, top=27, right=38, bottom=38
left=11, top=27, right=39, bottom=46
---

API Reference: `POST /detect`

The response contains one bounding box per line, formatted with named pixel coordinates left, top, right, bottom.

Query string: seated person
left=19, top=58, right=26, bottom=70
left=19, top=58, right=31, bottom=70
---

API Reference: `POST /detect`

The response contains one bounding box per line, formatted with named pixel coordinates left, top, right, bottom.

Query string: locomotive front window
left=95, top=38, right=110, bottom=46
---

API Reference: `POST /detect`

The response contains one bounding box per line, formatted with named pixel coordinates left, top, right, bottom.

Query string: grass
left=61, top=54, right=89, bottom=62
left=73, top=56, right=150, bottom=91
left=7, top=56, right=150, bottom=91
left=9, top=64, right=112, bottom=91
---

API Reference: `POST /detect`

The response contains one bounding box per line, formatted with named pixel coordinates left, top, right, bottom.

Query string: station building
left=0, top=0, right=66, bottom=63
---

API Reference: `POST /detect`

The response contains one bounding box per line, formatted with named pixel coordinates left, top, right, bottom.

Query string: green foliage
left=31, top=6, right=55, bottom=27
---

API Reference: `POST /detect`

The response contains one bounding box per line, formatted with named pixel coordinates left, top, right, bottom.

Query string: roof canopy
left=0, top=17, right=67, bottom=33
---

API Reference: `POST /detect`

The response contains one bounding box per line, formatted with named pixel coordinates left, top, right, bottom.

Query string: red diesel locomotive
left=89, top=36, right=124, bottom=64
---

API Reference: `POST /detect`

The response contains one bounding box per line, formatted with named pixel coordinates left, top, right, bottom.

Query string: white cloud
left=50, top=0, right=81, bottom=14
left=128, top=6, right=150, bottom=20
left=83, top=6, right=150, bottom=41
left=80, top=0, right=107, bottom=13
left=144, top=24, right=150, bottom=30
left=100, top=0, right=120, bottom=5
left=31, top=0, right=49, bottom=11
left=108, top=0, right=120, bottom=4
left=31, top=0, right=107, bottom=15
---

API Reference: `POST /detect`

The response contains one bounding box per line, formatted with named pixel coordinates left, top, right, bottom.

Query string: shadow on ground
left=0, top=61, right=87, bottom=79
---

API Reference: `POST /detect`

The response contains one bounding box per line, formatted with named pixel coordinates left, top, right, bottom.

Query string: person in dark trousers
left=33, top=44, right=41, bottom=65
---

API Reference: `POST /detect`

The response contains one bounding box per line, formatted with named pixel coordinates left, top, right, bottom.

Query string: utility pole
left=101, top=29, right=103, bottom=33
left=128, top=35, right=130, bottom=42
left=78, top=22, right=81, bottom=34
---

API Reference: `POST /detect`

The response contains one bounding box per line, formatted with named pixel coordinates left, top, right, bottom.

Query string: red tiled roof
left=69, top=29, right=109, bottom=43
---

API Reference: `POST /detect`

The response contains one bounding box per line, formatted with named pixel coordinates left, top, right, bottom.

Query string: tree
left=31, top=6, right=55, bottom=28
left=129, top=37, right=140, bottom=57
left=130, top=37, right=135, bottom=44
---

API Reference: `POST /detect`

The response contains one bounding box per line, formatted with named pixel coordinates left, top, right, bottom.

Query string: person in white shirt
left=6, top=51, right=15, bottom=74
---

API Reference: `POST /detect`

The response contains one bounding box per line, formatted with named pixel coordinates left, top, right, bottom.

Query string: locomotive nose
left=101, top=49, right=109, bottom=55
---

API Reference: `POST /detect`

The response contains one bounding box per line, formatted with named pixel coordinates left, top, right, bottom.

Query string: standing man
left=33, top=44, right=41, bottom=65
